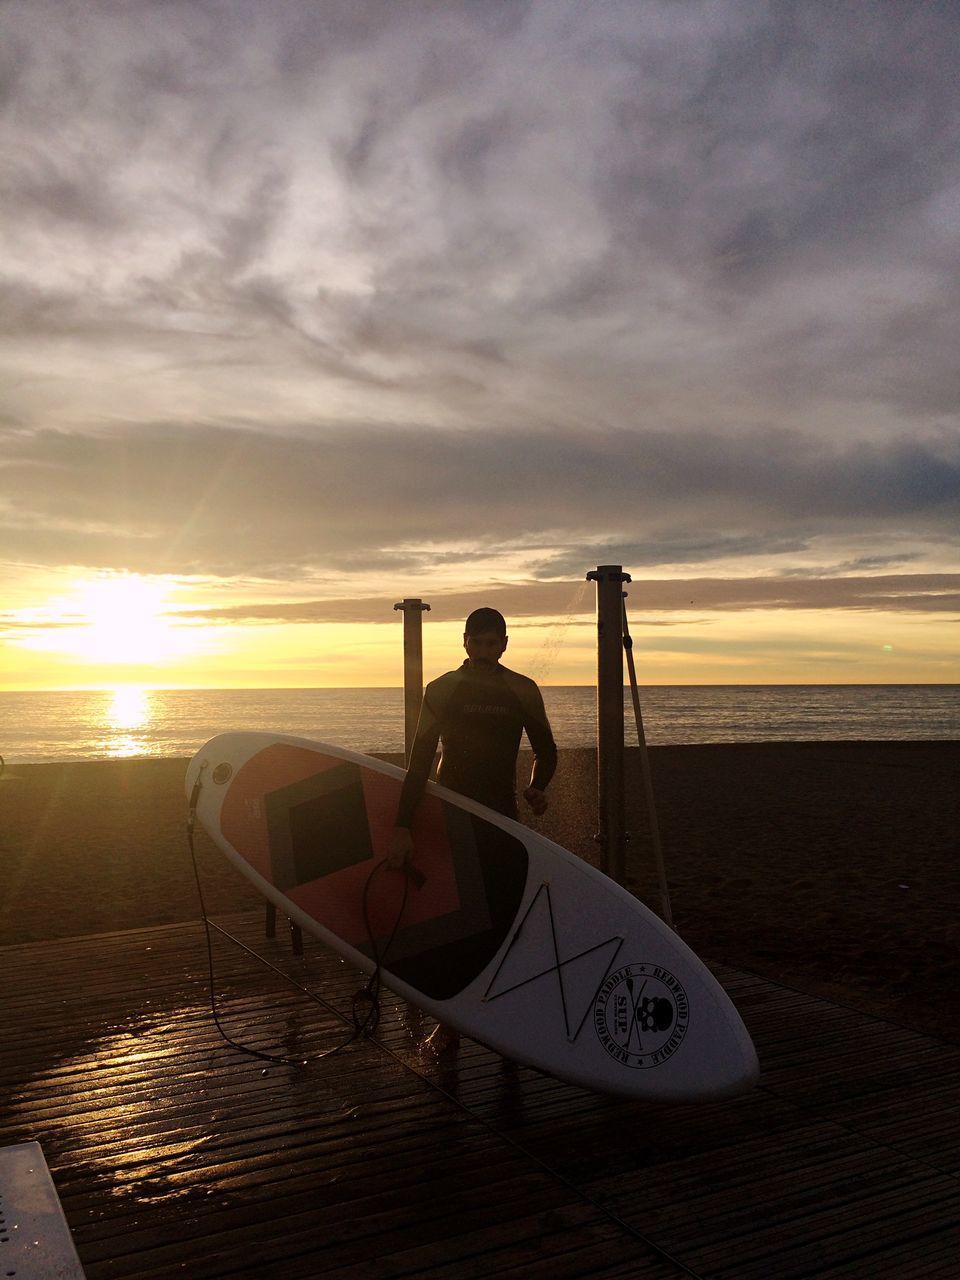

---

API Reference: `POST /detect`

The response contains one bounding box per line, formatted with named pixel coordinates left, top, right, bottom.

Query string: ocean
left=0, top=685, right=957, bottom=764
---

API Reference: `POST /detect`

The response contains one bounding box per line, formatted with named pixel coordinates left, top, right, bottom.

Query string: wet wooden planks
left=1, top=913, right=958, bottom=1279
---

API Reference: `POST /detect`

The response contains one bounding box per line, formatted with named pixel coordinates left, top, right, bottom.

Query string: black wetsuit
left=395, top=661, right=558, bottom=825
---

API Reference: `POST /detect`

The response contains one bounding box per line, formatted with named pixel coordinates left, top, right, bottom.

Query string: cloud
left=1, top=420, right=957, bottom=579
left=3, top=2, right=959, bottom=432
left=163, top=573, right=960, bottom=627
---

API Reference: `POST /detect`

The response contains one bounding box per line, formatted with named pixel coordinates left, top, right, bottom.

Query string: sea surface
left=1, top=685, right=957, bottom=764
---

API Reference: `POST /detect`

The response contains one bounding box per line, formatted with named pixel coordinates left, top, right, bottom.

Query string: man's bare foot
left=422, top=1023, right=460, bottom=1056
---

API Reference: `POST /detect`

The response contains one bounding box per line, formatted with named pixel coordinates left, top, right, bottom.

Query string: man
left=388, top=605, right=558, bottom=860
left=386, top=607, right=558, bottom=1051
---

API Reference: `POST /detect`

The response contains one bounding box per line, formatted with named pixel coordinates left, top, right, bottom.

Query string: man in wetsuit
left=386, top=607, right=558, bottom=1051
left=387, top=606, right=558, bottom=864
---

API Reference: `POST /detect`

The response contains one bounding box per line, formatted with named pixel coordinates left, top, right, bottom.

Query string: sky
left=1, top=0, right=958, bottom=690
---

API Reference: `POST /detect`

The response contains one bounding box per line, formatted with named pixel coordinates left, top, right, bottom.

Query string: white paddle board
left=186, top=732, right=758, bottom=1101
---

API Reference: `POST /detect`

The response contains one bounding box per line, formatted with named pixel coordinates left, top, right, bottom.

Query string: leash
left=186, top=770, right=417, bottom=1066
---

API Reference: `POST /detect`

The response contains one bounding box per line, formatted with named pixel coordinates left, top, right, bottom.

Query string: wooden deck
left=1, top=913, right=958, bottom=1279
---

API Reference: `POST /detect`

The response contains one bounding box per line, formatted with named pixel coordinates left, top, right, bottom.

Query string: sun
left=5, top=571, right=223, bottom=684
left=68, top=575, right=182, bottom=664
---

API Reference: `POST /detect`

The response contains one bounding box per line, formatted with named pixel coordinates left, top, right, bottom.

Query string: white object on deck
left=0, top=1142, right=85, bottom=1279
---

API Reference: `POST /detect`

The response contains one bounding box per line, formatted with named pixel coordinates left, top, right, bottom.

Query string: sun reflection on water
left=108, top=685, right=150, bottom=729
left=102, top=686, right=152, bottom=757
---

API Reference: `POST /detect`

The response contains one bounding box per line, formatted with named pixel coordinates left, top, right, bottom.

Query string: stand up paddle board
left=186, top=732, right=758, bottom=1101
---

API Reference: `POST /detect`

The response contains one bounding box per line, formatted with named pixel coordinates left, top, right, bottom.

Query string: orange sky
left=3, top=568, right=957, bottom=690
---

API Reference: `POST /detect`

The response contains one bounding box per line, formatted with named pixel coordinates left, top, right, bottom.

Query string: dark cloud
left=535, top=533, right=816, bottom=578
left=1, top=420, right=957, bottom=579
left=161, top=574, right=960, bottom=627
left=603, top=3, right=960, bottom=264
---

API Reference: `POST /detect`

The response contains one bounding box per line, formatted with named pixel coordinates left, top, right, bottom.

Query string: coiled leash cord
left=186, top=774, right=417, bottom=1067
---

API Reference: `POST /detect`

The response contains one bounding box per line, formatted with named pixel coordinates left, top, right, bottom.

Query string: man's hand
left=386, top=826, right=415, bottom=869
left=523, top=786, right=548, bottom=817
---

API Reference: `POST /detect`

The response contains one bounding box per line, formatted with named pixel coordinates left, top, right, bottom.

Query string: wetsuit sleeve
left=394, top=684, right=443, bottom=828
left=519, top=680, right=558, bottom=792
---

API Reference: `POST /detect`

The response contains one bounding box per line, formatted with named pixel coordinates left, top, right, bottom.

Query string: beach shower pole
left=393, top=598, right=431, bottom=763
left=587, top=565, right=630, bottom=885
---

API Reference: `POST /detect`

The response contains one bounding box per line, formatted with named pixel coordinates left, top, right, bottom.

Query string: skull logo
left=639, top=995, right=674, bottom=1034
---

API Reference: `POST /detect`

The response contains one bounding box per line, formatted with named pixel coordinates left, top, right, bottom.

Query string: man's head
left=463, top=607, right=508, bottom=667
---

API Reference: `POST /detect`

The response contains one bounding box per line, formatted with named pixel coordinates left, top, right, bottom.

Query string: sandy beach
left=1, top=742, right=957, bottom=1043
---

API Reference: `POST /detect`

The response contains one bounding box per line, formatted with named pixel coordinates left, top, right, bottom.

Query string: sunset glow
left=4, top=574, right=217, bottom=684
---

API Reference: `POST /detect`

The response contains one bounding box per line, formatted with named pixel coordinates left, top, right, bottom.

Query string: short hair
left=464, top=607, right=507, bottom=638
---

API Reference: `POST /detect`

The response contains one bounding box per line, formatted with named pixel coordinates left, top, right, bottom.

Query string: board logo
left=594, top=963, right=689, bottom=1069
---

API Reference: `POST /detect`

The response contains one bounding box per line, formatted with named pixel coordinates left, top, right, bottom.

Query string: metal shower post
left=393, top=598, right=431, bottom=763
